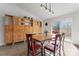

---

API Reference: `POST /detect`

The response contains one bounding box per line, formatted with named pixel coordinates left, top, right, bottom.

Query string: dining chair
left=26, top=34, right=41, bottom=56
left=44, top=34, right=62, bottom=56
left=61, top=33, right=65, bottom=56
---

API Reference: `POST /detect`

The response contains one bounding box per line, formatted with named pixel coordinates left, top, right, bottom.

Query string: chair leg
left=59, top=45, right=61, bottom=56
left=62, top=45, right=65, bottom=56
left=44, top=48, right=45, bottom=56
left=59, top=49, right=61, bottom=56
left=54, top=51, right=55, bottom=56
left=27, top=49, right=30, bottom=56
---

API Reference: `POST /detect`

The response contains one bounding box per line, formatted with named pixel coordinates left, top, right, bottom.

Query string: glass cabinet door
left=4, top=15, right=13, bottom=25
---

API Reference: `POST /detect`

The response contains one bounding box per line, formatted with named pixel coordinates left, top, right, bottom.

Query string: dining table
left=33, top=34, right=53, bottom=56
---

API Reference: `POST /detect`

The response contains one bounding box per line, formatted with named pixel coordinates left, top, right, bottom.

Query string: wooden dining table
left=33, top=34, right=53, bottom=56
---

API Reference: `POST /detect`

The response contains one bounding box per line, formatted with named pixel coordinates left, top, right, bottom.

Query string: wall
left=0, top=3, right=36, bottom=46
left=43, top=11, right=79, bottom=45
left=72, top=13, right=79, bottom=44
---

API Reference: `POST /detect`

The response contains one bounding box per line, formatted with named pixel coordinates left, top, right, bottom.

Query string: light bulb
left=48, top=12, right=51, bottom=14
left=40, top=7, right=43, bottom=10
left=52, top=11, right=54, bottom=14
left=48, top=10, right=51, bottom=14
left=40, top=4, right=43, bottom=9
left=45, top=9, right=48, bottom=12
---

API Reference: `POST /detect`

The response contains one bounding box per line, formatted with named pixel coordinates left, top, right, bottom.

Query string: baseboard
left=72, top=42, right=79, bottom=45
left=64, top=39, right=73, bottom=43
left=0, top=43, right=5, bottom=47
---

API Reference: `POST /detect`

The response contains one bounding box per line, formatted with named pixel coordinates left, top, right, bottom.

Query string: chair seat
left=44, top=43, right=55, bottom=52
left=44, top=42, right=58, bottom=52
left=30, top=44, right=41, bottom=55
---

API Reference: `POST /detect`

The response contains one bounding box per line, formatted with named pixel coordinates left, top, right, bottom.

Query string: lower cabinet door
left=5, top=32, right=13, bottom=44
left=13, top=31, right=25, bottom=43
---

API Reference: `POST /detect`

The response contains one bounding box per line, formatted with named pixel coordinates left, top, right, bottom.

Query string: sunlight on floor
left=64, top=38, right=79, bottom=56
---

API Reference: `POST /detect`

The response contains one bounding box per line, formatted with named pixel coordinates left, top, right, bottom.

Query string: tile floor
left=0, top=42, right=27, bottom=56
left=0, top=40, right=79, bottom=56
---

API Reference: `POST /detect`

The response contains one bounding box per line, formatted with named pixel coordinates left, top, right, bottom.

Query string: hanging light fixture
left=45, top=3, right=48, bottom=12
left=40, top=3, right=54, bottom=14
left=40, top=4, right=43, bottom=9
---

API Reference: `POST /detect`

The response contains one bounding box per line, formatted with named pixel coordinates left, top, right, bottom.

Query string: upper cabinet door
left=37, top=21, right=42, bottom=27
left=4, top=15, right=13, bottom=25
left=13, top=16, right=20, bottom=25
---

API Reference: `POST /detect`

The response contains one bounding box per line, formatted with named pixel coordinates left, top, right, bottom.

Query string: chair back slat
left=54, top=34, right=62, bottom=56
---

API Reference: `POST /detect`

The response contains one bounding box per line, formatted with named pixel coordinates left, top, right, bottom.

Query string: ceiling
left=16, top=3, right=79, bottom=20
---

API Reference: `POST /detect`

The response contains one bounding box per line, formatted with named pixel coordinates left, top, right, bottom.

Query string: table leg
left=41, top=41, right=44, bottom=56
left=27, top=37, right=30, bottom=56
left=27, top=35, right=31, bottom=56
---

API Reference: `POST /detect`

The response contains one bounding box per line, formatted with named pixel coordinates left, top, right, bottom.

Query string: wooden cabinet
left=4, top=14, right=42, bottom=45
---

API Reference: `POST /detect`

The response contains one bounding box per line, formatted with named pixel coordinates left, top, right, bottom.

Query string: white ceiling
left=16, top=3, right=79, bottom=20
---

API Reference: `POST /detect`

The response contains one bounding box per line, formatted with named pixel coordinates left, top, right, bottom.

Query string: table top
left=33, top=34, right=53, bottom=42
left=26, top=32, right=36, bottom=35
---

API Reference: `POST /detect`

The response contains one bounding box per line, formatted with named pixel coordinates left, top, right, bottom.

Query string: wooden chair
left=26, top=34, right=41, bottom=56
left=44, top=34, right=62, bottom=56
left=61, top=33, right=65, bottom=56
